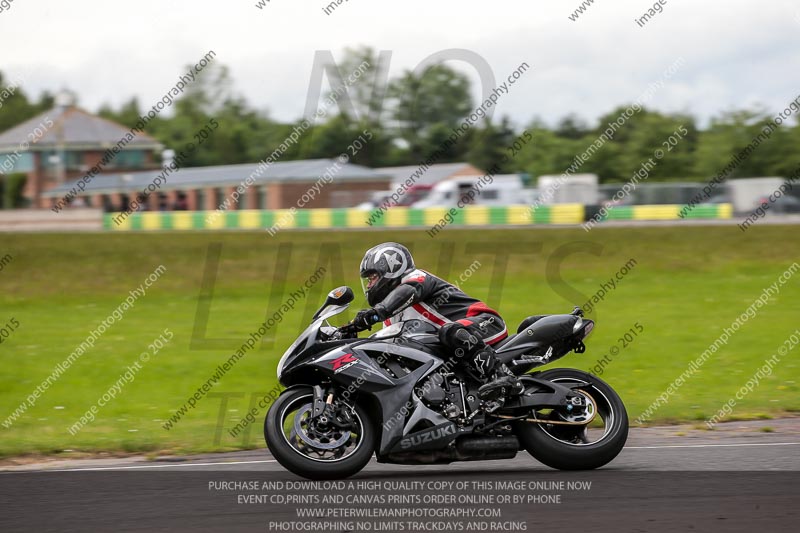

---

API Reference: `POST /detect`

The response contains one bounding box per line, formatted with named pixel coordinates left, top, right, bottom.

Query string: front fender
left=271, top=384, right=313, bottom=401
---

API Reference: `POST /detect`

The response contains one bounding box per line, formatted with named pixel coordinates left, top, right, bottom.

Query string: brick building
left=0, top=100, right=162, bottom=208
left=42, top=158, right=392, bottom=211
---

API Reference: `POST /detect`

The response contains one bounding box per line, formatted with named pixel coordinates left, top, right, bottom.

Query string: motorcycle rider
left=351, top=242, right=524, bottom=401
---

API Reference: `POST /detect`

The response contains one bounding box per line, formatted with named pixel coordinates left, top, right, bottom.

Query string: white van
left=411, top=174, right=537, bottom=208
left=536, top=173, right=599, bottom=205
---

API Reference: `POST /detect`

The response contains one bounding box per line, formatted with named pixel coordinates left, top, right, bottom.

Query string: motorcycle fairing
left=276, top=313, right=592, bottom=456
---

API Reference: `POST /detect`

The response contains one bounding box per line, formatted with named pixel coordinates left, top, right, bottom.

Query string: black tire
left=264, top=387, right=376, bottom=480
left=514, top=368, right=628, bottom=470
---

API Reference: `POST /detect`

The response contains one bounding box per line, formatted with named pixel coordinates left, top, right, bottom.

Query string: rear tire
left=265, top=387, right=377, bottom=480
left=514, top=368, right=628, bottom=470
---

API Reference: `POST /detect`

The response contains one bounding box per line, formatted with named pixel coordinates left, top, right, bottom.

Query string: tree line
left=1, top=46, right=799, bottom=185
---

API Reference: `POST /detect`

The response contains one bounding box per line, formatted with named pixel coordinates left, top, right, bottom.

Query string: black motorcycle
left=265, top=286, right=628, bottom=480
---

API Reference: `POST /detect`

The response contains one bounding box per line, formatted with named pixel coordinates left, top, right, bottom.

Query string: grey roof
left=41, top=158, right=391, bottom=197
left=376, top=162, right=478, bottom=188
left=0, top=106, right=161, bottom=152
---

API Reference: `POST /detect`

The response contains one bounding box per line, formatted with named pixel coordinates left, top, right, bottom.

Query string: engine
left=416, top=373, right=481, bottom=423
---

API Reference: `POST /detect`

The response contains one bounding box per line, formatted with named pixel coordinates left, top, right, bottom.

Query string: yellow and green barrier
left=595, top=203, right=732, bottom=221
left=104, top=203, right=731, bottom=231
left=104, top=205, right=585, bottom=231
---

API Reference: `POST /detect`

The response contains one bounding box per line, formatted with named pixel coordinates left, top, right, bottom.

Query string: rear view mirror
left=312, top=286, right=354, bottom=320
left=326, top=286, right=354, bottom=306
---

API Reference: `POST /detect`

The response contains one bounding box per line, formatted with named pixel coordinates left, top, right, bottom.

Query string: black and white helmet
left=359, top=242, right=415, bottom=306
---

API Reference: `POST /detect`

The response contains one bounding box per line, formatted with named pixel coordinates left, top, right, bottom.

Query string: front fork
left=309, top=384, right=354, bottom=430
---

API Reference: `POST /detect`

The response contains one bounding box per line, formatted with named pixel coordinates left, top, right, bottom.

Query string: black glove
left=353, top=308, right=381, bottom=331
left=337, top=323, right=359, bottom=339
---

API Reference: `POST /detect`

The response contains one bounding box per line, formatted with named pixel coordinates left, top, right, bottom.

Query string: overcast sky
left=1, top=0, right=799, bottom=128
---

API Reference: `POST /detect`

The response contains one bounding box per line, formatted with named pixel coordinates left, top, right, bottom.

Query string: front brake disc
left=292, top=404, right=350, bottom=450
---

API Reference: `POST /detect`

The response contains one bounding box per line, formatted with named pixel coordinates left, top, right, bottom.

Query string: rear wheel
left=514, top=368, right=628, bottom=470
left=264, top=387, right=376, bottom=480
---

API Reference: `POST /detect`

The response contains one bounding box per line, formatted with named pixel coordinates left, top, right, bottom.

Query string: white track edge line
left=625, top=442, right=800, bottom=450
left=36, top=459, right=279, bottom=472
left=10, top=442, right=800, bottom=472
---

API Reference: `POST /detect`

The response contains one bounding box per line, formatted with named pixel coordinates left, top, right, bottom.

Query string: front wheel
left=264, top=387, right=376, bottom=480
left=514, top=368, right=628, bottom=470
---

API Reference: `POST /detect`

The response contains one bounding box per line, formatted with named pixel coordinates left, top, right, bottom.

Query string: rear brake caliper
left=560, top=391, right=595, bottom=423
left=567, top=394, right=586, bottom=408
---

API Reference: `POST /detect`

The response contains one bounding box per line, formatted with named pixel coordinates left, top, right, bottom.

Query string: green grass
left=0, top=225, right=799, bottom=458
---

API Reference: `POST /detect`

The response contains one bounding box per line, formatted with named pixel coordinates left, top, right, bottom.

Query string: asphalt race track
left=2, top=419, right=799, bottom=532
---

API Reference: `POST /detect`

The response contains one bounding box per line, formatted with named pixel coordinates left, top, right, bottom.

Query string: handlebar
left=335, top=322, right=360, bottom=339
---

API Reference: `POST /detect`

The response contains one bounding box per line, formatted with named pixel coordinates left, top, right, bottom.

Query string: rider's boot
left=477, top=358, right=525, bottom=400
left=446, top=327, right=525, bottom=401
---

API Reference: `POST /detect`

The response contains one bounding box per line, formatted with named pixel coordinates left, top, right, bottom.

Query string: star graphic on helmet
left=383, top=251, right=402, bottom=272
